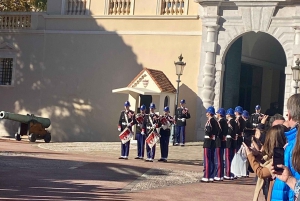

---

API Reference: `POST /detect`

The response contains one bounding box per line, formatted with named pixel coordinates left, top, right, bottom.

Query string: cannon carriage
left=0, top=111, right=51, bottom=143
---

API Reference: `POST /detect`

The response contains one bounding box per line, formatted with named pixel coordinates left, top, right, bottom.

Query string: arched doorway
left=222, top=32, right=287, bottom=115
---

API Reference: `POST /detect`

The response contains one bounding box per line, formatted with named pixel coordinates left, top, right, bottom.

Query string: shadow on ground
left=0, top=154, right=152, bottom=200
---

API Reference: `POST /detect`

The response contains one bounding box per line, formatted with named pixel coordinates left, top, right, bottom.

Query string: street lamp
left=172, top=54, right=186, bottom=145
left=292, top=58, right=300, bottom=94
left=174, top=54, right=186, bottom=110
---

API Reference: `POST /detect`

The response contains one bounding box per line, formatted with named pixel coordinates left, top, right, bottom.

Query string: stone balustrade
left=108, top=0, right=133, bottom=15
left=67, top=0, right=87, bottom=15
left=161, top=0, right=187, bottom=15
left=0, top=13, right=31, bottom=29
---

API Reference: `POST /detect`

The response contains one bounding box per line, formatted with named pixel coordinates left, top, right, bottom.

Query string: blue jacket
left=271, top=126, right=300, bottom=201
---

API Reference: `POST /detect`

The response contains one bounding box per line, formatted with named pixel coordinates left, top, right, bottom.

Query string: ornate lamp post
left=291, top=58, right=300, bottom=94
left=172, top=54, right=186, bottom=145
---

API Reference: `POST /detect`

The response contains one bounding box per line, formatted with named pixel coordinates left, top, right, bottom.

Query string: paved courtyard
left=0, top=137, right=265, bottom=201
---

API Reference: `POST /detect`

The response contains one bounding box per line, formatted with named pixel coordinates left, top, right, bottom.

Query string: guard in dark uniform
left=214, top=108, right=227, bottom=181
left=242, top=110, right=252, bottom=128
left=202, top=106, right=219, bottom=183
left=118, top=101, right=135, bottom=160
left=158, top=106, right=174, bottom=162
left=175, top=99, right=191, bottom=146
left=234, top=106, right=245, bottom=152
left=145, top=103, right=161, bottom=162
left=250, top=105, right=264, bottom=128
left=224, top=108, right=237, bottom=180
left=134, top=105, right=147, bottom=160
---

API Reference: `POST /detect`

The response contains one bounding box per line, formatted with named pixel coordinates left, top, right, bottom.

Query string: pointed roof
left=127, top=68, right=176, bottom=93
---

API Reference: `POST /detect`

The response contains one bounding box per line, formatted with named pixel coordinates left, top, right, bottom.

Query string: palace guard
left=214, top=108, right=227, bottom=181
left=118, top=101, right=135, bottom=160
left=158, top=106, right=174, bottom=162
left=145, top=103, right=161, bottom=162
left=175, top=99, right=191, bottom=146
left=234, top=106, right=245, bottom=152
left=202, top=106, right=220, bottom=182
left=250, top=105, right=264, bottom=128
left=134, top=105, right=147, bottom=160
left=224, top=108, right=237, bottom=180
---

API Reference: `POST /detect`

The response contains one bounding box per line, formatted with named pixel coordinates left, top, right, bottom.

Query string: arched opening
left=222, top=32, right=287, bottom=115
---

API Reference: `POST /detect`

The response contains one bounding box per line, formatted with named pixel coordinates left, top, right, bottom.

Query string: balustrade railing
left=108, top=0, right=133, bottom=15
left=0, top=13, right=31, bottom=29
left=67, top=0, right=87, bottom=15
left=161, top=0, right=186, bottom=15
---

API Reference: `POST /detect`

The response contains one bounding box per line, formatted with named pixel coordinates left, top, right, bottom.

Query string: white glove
left=141, top=131, right=145, bottom=135
left=181, top=118, right=186, bottom=122
left=127, top=123, right=131, bottom=127
left=152, top=124, right=157, bottom=129
left=118, top=128, right=121, bottom=132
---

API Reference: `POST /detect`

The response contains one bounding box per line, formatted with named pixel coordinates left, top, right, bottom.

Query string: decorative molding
left=42, top=14, right=199, bottom=20
left=0, top=42, right=18, bottom=52
left=0, top=29, right=202, bottom=36
left=44, top=30, right=203, bottom=36
left=239, top=6, right=276, bottom=33
left=131, top=73, right=147, bottom=87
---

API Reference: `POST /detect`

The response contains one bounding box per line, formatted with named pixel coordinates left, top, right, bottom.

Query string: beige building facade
left=0, top=0, right=201, bottom=142
left=0, top=0, right=299, bottom=142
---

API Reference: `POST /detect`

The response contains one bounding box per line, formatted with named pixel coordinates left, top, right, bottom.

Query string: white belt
left=204, top=135, right=215, bottom=140
left=253, top=123, right=258, bottom=126
left=226, top=135, right=232, bottom=138
left=122, top=122, right=127, bottom=125
left=147, top=126, right=152, bottom=129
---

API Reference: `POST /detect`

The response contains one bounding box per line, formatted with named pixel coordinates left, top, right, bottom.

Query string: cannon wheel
left=44, top=132, right=51, bottom=143
left=28, top=133, right=36, bottom=142
left=15, top=133, right=21, bottom=141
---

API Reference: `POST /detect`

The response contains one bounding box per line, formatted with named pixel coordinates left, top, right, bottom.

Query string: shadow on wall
left=177, top=84, right=205, bottom=142
left=0, top=17, right=143, bottom=142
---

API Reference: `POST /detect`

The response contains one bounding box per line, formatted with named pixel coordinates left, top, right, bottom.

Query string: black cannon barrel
left=0, top=111, right=51, bottom=128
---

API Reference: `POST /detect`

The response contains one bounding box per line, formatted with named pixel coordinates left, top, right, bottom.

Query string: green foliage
left=0, top=0, right=47, bottom=12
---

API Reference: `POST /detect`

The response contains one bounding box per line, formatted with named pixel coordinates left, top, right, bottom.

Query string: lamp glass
left=292, top=66, right=300, bottom=82
left=175, top=63, right=186, bottom=75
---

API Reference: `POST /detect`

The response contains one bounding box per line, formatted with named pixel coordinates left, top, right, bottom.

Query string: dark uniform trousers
left=136, top=133, right=146, bottom=158
left=214, top=138, right=224, bottom=179
left=224, top=138, right=235, bottom=178
left=224, top=118, right=237, bottom=179
left=203, top=139, right=215, bottom=179
left=160, top=128, right=170, bottom=159
left=146, top=142, right=156, bottom=159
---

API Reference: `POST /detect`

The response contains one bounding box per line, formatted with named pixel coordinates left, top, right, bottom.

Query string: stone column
left=284, top=26, right=300, bottom=116
left=201, top=25, right=219, bottom=108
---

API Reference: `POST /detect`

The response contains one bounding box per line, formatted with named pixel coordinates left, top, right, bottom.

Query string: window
left=164, top=96, right=169, bottom=107
left=0, top=58, right=13, bottom=85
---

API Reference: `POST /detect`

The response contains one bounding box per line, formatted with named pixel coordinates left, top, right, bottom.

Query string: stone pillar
left=201, top=25, right=219, bottom=108
left=284, top=26, right=300, bottom=116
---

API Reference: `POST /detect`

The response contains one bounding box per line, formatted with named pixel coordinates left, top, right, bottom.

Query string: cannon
left=0, top=111, right=51, bottom=143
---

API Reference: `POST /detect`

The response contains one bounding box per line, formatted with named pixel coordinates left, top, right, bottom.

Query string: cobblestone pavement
left=38, top=141, right=203, bottom=166
left=0, top=138, right=265, bottom=201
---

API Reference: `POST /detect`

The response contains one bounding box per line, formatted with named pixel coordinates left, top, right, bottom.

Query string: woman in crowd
left=243, top=125, right=287, bottom=201
left=272, top=128, right=300, bottom=200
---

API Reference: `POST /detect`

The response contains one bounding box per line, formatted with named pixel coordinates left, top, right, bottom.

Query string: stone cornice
left=43, top=15, right=200, bottom=20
